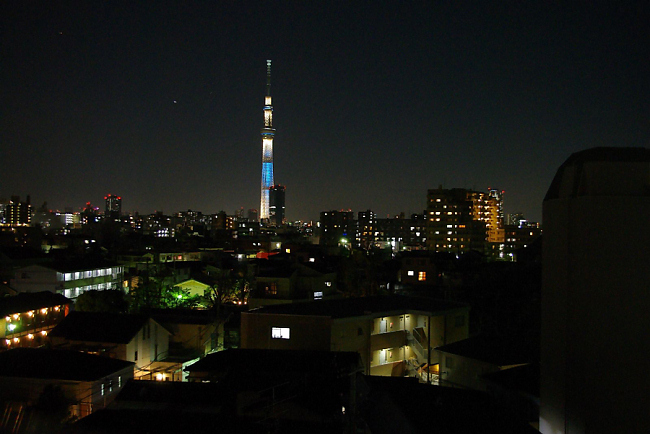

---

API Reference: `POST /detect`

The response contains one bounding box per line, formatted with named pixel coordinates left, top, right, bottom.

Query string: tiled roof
left=49, top=311, right=150, bottom=344
left=0, top=291, right=71, bottom=317
left=0, top=348, right=133, bottom=381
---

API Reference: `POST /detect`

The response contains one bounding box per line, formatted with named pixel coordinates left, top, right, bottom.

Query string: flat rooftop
left=247, top=295, right=469, bottom=319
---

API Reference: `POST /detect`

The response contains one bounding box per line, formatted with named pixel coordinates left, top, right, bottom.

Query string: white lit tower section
left=260, top=60, right=275, bottom=220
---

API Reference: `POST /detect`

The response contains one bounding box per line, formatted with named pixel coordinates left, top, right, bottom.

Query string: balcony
left=370, top=330, right=406, bottom=352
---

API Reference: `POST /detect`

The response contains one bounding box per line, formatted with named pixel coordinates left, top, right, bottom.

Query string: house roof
left=114, top=379, right=227, bottom=406
left=150, top=308, right=218, bottom=325
left=247, top=295, right=469, bottom=319
left=0, top=348, right=133, bottom=381
left=49, top=311, right=157, bottom=344
left=0, top=291, right=71, bottom=316
left=435, top=335, right=533, bottom=367
left=185, top=348, right=362, bottom=376
left=49, top=257, right=121, bottom=272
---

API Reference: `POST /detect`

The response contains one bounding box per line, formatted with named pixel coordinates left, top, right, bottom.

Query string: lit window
left=265, top=283, right=278, bottom=295
left=325, top=281, right=331, bottom=287
left=101, top=384, right=105, bottom=396
left=271, top=327, right=290, bottom=339
left=418, top=272, right=426, bottom=281
left=407, top=270, right=414, bottom=276
left=314, top=291, right=323, bottom=300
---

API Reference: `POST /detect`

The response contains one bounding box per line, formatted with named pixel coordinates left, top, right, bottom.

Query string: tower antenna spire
left=266, top=59, right=272, bottom=96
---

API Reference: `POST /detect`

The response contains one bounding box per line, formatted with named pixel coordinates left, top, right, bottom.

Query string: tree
left=74, top=289, right=129, bottom=313
left=203, top=268, right=238, bottom=314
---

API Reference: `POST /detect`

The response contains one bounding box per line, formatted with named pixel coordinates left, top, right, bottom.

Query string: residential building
left=356, top=210, right=376, bottom=249
left=0, top=348, right=134, bottom=424
left=49, top=311, right=172, bottom=380
left=398, top=251, right=439, bottom=287
left=319, top=210, right=354, bottom=247
left=250, top=261, right=338, bottom=308
left=426, top=186, right=499, bottom=254
left=1, top=291, right=71, bottom=349
left=240, top=295, right=470, bottom=380
left=1, top=195, right=32, bottom=227
left=10, top=259, right=124, bottom=299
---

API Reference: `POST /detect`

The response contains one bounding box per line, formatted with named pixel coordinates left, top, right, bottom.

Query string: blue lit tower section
left=260, top=60, right=275, bottom=220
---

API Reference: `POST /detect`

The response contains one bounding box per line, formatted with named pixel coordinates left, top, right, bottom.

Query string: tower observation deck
left=260, top=60, right=275, bottom=220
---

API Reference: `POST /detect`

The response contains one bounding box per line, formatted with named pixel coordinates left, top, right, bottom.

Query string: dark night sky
left=1, top=2, right=648, bottom=222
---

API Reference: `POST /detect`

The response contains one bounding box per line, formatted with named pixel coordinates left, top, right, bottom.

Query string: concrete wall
left=541, top=154, right=650, bottom=434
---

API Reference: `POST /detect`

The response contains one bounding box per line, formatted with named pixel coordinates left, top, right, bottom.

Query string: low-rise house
left=250, top=262, right=338, bottom=308
left=435, top=335, right=532, bottom=391
left=1, top=291, right=71, bottom=349
left=398, top=251, right=439, bottom=287
left=241, top=295, right=470, bottom=379
left=49, top=311, right=171, bottom=380
left=172, top=277, right=211, bottom=299
left=151, top=309, right=220, bottom=361
left=0, top=348, right=134, bottom=427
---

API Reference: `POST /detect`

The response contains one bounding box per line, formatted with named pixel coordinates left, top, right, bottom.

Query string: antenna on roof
left=266, top=60, right=272, bottom=96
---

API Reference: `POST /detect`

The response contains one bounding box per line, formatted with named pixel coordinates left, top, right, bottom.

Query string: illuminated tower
left=260, top=60, right=275, bottom=220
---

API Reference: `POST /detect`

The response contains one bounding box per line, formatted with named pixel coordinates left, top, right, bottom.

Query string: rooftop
left=186, top=348, right=362, bottom=376
left=247, top=295, right=469, bottom=319
left=0, top=291, right=71, bottom=317
left=545, top=147, right=650, bottom=201
left=0, top=348, right=133, bottom=381
left=49, top=311, right=154, bottom=344
left=435, top=335, right=534, bottom=366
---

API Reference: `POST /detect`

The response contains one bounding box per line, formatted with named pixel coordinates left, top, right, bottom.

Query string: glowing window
left=418, top=272, right=426, bottom=281
left=265, top=283, right=278, bottom=295
left=271, top=327, right=290, bottom=339
left=407, top=270, right=414, bottom=276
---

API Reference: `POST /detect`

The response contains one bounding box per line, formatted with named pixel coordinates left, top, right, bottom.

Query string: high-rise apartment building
left=260, top=60, right=275, bottom=220
left=104, top=194, right=122, bottom=219
left=2, top=195, right=32, bottom=227
left=269, top=185, right=286, bottom=227
left=426, top=186, right=503, bottom=253
left=319, top=210, right=354, bottom=247
left=356, top=210, right=376, bottom=249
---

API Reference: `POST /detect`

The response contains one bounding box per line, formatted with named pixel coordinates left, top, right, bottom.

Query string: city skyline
left=2, top=2, right=648, bottom=222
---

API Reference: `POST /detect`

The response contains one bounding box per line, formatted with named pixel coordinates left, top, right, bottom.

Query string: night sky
left=2, top=2, right=648, bottom=223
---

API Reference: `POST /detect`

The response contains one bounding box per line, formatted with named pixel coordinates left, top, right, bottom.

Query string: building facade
left=104, top=194, right=122, bottom=218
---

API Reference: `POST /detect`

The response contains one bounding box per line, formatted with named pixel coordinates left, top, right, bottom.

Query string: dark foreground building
left=540, top=147, right=650, bottom=433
